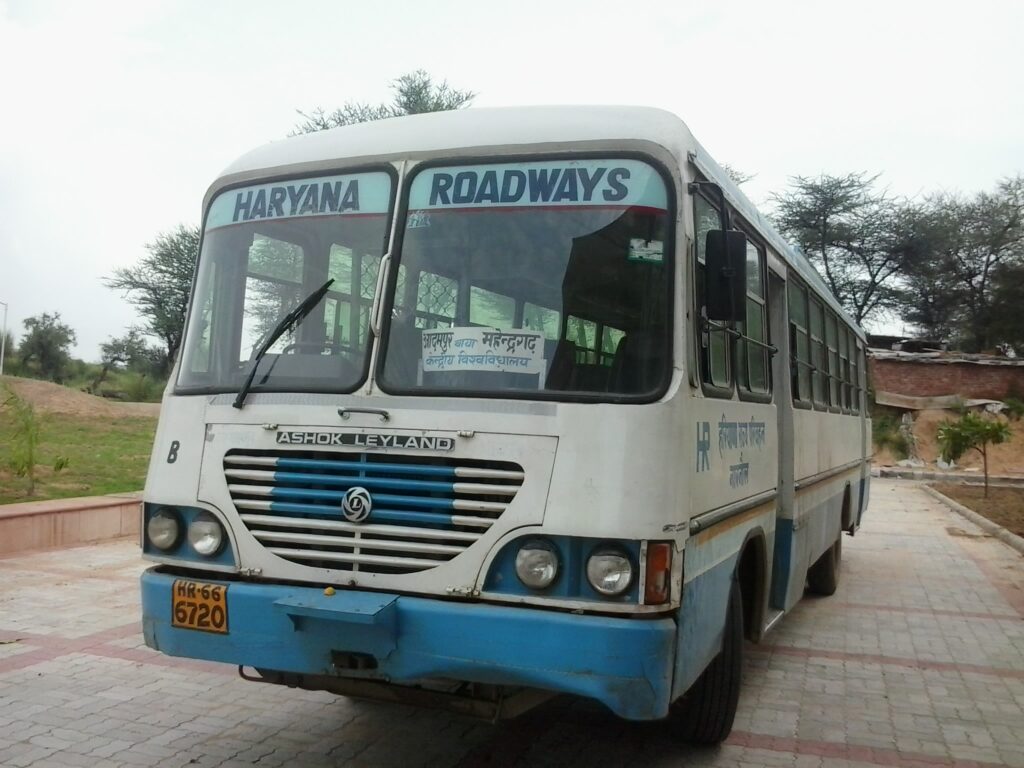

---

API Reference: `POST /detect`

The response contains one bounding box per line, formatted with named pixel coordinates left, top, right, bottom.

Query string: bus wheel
left=807, top=535, right=842, bottom=596
left=670, top=578, right=742, bottom=745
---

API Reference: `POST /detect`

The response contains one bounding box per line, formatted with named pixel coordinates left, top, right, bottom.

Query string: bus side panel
left=771, top=471, right=857, bottom=610
left=672, top=508, right=773, bottom=700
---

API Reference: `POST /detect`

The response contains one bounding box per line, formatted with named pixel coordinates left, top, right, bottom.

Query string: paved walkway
left=0, top=481, right=1022, bottom=767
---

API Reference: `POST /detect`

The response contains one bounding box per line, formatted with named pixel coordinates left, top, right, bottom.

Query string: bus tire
left=670, top=578, right=742, bottom=745
left=807, top=534, right=841, bottom=596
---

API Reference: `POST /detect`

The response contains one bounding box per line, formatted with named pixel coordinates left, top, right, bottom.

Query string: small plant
left=1003, top=397, right=1024, bottom=421
left=937, top=412, right=1012, bottom=497
left=872, top=414, right=909, bottom=459
left=3, top=384, right=41, bottom=496
left=1, top=385, right=70, bottom=498
left=123, top=372, right=156, bottom=402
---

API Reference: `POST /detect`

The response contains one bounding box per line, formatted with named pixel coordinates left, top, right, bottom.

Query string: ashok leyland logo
left=341, top=487, right=372, bottom=523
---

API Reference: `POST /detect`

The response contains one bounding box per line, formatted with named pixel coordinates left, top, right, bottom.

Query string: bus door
left=768, top=268, right=799, bottom=612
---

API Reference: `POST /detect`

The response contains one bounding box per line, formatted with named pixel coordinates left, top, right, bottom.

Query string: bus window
left=523, top=302, right=560, bottom=339
left=415, top=271, right=457, bottom=329
left=739, top=240, right=769, bottom=396
left=788, top=279, right=811, bottom=404
left=240, top=235, right=305, bottom=360
left=838, top=326, right=850, bottom=411
left=826, top=312, right=840, bottom=408
left=381, top=159, right=671, bottom=398
left=178, top=170, right=394, bottom=393
left=808, top=298, right=826, bottom=408
left=695, top=194, right=730, bottom=391
left=470, top=287, right=515, bottom=329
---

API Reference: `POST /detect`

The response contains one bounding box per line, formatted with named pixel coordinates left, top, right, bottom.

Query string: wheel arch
left=735, top=527, right=769, bottom=643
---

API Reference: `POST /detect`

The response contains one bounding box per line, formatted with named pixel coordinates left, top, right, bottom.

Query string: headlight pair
left=147, top=508, right=225, bottom=557
left=513, top=539, right=634, bottom=597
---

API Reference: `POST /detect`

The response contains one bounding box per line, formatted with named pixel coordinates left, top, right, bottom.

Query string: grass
left=0, top=411, right=157, bottom=504
left=933, top=483, right=1024, bottom=538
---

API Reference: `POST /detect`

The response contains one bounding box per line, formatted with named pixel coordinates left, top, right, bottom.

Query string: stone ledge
left=0, top=493, right=141, bottom=555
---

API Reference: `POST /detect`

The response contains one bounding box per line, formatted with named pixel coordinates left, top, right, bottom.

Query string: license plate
left=171, top=579, right=229, bottom=634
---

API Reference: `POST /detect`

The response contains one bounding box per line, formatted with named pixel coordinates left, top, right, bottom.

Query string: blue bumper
left=141, top=568, right=676, bottom=720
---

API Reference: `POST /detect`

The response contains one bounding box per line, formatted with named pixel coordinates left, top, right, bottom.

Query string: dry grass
left=933, top=483, right=1024, bottom=538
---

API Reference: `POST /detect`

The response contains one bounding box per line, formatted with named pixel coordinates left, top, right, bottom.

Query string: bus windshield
left=379, top=159, right=671, bottom=399
left=177, top=170, right=393, bottom=394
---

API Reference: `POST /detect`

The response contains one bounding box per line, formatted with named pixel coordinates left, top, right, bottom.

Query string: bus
left=140, top=106, right=870, bottom=743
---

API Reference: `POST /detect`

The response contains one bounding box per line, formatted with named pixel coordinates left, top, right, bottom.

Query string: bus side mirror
left=704, top=230, right=747, bottom=322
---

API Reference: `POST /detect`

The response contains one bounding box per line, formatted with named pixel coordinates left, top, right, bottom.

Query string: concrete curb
left=0, top=492, right=141, bottom=555
left=876, top=467, right=1024, bottom=487
left=922, top=484, right=1024, bottom=557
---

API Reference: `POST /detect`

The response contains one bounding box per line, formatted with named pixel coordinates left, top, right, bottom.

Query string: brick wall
left=869, top=358, right=1024, bottom=399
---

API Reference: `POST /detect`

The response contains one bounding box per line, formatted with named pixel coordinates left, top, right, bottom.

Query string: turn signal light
left=644, top=542, right=672, bottom=604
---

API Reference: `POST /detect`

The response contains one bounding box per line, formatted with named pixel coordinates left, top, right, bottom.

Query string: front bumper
left=141, top=568, right=676, bottom=720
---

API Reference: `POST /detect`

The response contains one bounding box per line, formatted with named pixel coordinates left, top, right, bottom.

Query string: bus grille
left=224, top=451, right=524, bottom=574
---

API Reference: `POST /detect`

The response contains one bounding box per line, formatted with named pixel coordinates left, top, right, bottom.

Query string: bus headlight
left=188, top=512, right=225, bottom=557
left=147, top=508, right=181, bottom=551
left=586, top=548, right=634, bottom=596
left=514, top=539, right=558, bottom=589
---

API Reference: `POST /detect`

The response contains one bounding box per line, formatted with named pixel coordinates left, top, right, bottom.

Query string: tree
left=105, top=225, right=200, bottom=374
left=937, top=412, right=1011, bottom=497
left=292, top=70, right=475, bottom=134
left=18, top=312, right=77, bottom=382
left=90, top=328, right=159, bottom=392
left=897, top=176, right=1024, bottom=351
left=772, top=173, right=911, bottom=325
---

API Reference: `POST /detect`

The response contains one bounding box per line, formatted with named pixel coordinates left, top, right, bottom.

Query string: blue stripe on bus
left=275, top=458, right=458, bottom=478
left=265, top=486, right=456, bottom=510
left=272, top=471, right=456, bottom=494
left=268, top=501, right=455, bottom=527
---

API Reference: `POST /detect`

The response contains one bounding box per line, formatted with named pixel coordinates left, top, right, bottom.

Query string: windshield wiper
left=232, top=278, right=335, bottom=409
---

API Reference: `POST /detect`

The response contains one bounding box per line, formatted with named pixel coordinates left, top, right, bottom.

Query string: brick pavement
left=0, top=480, right=1022, bottom=767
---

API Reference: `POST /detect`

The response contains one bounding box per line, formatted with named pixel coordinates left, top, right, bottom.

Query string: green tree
left=18, top=312, right=77, bottom=382
left=772, top=173, right=912, bottom=324
left=292, top=70, right=475, bottom=134
left=90, top=328, right=160, bottom=392
left=937, top=412, right=1012, bottom=497
left=897, top=176, right=1024, bottom=351
left=105, top=225, right=200, bottom=373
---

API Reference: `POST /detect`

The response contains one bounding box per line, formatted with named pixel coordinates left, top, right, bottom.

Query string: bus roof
left=211, top=105, right=862, bottom=336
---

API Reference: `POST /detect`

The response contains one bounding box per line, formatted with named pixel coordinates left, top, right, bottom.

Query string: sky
left=0, top=0, right=1022, bottom=360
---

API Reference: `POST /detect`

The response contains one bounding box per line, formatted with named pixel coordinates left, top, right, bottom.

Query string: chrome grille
left=224, top=451, right=524, bottom=573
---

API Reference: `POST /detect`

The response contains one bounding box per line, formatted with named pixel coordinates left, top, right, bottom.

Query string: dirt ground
left=0, top=376, right=160, bottom=417
left=933, top=483, right=1024, bottom=538
left=875, top=407, right=1024, bottom=477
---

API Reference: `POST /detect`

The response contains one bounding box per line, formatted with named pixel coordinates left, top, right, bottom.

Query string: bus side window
left=787, top=279, right=811, bottom=405
left=838, top=325, right=850, bottom=411
left=694, top=194, right=731, bottom=392
left=415, top=271, right=457, bottom=329
left=825, top=311, right=840, bottom=409
left=469, top=286, right=515, bottom=328
left=738, top=239, right=769, bottom=396
left=808, top=297, right=826, bottom=409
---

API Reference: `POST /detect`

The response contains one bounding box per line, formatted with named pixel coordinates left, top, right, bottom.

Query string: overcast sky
left=1, top=0, right=1021, bottom=360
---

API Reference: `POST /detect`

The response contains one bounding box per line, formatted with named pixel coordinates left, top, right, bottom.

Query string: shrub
left=937, top=412, right=1011, bottom=497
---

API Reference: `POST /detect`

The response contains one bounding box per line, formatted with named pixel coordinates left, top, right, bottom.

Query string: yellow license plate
left=171, top=579, right=229, bottom=634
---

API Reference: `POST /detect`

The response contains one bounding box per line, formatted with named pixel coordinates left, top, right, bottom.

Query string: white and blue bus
left=140, top=106, right=870, bottom=742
